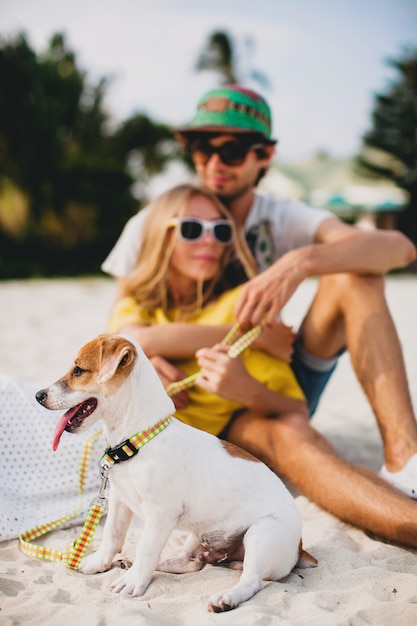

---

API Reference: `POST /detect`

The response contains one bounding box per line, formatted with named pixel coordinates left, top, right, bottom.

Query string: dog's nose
left=36, top=389, right=47, bottom=404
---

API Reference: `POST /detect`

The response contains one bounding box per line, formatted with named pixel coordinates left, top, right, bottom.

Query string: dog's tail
left=296, top=540, right=318, bottom=569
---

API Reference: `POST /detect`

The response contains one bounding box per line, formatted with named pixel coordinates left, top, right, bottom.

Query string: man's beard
left=215, top=181, right=254, bottom=207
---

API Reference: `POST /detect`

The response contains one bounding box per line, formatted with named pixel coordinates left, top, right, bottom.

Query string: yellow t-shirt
left=108, top=286, right=305, bottom=435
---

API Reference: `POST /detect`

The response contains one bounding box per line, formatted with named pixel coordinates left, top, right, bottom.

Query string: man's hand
left=149, top=355, right=189, bottom=409
left=234, top=252, right=306, bottom=326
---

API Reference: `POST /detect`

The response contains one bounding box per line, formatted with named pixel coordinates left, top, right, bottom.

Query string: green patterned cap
left=176, top=85, right=275, bottom=141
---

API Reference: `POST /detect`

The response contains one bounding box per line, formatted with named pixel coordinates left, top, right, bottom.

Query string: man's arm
left=234, top=218, right=416, bottom=326
left=313, top=217, right=415, bottom=269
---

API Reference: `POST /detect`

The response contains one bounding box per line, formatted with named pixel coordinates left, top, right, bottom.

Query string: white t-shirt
left=101, top=192, right=333, bottom=276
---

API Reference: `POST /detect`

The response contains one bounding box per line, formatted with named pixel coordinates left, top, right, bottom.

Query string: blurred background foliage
left=357, top=48, right=417, bottom=243
left=0, top=32, right=179, bottom=278
left=0, top=30, right=416, bottom=278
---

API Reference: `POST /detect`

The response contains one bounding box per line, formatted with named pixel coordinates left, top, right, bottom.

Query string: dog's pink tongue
left=52, top=405, right=80, bottom=451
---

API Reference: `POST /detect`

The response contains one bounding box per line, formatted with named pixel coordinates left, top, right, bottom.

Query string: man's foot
left=379, top=453, right=417, bottom=498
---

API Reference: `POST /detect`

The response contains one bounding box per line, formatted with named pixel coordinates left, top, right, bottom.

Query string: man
left=103, top=85, right=417, bottom=547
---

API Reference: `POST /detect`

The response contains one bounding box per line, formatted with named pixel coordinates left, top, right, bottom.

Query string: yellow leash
left=19, top=322, right=262, bottom=568
left=19, top=428, right=104, bottom=569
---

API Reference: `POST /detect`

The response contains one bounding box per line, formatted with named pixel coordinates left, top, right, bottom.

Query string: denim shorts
left=221, top=332, right=344, bottom=439
left=290, top=333, right=343, bottom=416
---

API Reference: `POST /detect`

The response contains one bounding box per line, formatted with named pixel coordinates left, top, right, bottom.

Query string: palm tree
left=195, top=30, right=270, bottom=89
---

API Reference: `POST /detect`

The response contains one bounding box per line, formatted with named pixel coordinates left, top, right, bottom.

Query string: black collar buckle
left=105, top=439, right=138, bottom=464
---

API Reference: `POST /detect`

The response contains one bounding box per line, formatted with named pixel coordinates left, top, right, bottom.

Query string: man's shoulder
left=251, top=191, right=333, bottom=220
left=101, top=204, right=151, bottom=276
left=124, top=205, right=151, bottom=230
left=249, top=192, right=310, bottom=222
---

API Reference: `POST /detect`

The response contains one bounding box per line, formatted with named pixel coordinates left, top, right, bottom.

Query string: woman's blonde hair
left=123, top=184, right=258, bottom=317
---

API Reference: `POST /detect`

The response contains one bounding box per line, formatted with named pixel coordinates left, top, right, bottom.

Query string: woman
left=108, top=184, right=308, bottom=436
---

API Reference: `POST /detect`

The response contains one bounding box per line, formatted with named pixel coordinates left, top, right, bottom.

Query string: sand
left=1, top=275, right=417, bottom=625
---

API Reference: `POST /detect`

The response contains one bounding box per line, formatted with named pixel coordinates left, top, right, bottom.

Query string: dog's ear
left=97, top=336, right=136, bottom=384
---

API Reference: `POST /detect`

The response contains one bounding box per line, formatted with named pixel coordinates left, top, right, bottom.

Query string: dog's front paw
left=207, top=591, right=236, bottom=613
left=78, top=552, right=112, bottom=575
left=110, top=569, right=149, bottom=597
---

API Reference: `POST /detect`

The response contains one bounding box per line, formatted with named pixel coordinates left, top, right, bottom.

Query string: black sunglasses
left=184, top=140, right=265, bottom=166
left=168, top=217, right=234, bottom=245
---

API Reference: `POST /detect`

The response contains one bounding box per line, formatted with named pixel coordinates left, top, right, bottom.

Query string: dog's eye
left=72, top=366, right=85, bottom=377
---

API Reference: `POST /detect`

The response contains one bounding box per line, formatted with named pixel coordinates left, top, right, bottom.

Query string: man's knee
left=320, top=272, right=385, bottom=303
left=301, top=273, right=386, bottom=357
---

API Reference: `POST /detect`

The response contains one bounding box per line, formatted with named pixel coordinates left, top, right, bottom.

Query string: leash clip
left=92, top=460, right=110, bottom=512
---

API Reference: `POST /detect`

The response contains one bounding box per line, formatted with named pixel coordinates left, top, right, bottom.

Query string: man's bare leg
left=300, top=273, right=417, bottom=471
left=226, top=410, right=417, bottom=548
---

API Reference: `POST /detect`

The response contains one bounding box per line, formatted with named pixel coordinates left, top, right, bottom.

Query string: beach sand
left=1, top=275, right=417, bottom=625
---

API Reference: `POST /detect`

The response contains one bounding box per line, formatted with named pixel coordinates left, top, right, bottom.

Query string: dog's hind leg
left=207, top=515, right=300, bottom=612
left=158, top=532, right=204, bottom=574
left=207, top=563, right=263, bottom=612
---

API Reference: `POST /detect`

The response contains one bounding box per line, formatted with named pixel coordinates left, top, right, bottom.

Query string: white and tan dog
left=36, top=333, right=316, bottom=612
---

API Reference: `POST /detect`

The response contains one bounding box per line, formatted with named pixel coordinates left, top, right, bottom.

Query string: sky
left=2, top=0, right=417, bottom=163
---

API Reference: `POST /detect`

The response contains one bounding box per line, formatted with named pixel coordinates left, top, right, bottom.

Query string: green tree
left=195, top=30, right=270, bottom=89
left=357, top=47, right=417, bottom=243
left=0, top=32, right=176, bottom=277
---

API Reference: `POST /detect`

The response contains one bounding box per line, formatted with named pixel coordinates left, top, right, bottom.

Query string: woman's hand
left=149, top=355, right=189, bottom=409
left=195, top=344, right=255, bottom=404
left=195, top=343, right=308, bottom=418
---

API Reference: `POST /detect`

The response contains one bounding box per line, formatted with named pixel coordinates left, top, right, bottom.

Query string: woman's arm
left=119, top=319, right=296, bottom=362
left=107, top=287, right=234, bottom=359
left=118, top=322, right=233, bottom=359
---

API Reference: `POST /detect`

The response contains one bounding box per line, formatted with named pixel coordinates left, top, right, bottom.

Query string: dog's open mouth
left=52, top=398, right=98, bottom=451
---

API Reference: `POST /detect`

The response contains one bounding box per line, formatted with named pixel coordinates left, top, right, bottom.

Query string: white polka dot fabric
left=0, top=374, right=104, bottom=541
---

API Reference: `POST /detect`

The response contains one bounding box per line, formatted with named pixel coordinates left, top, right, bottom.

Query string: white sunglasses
left=168, top=217, right=234, bottom=245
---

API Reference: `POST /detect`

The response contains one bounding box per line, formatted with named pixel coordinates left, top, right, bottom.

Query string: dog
left=36, top=333, right=316, bottom=612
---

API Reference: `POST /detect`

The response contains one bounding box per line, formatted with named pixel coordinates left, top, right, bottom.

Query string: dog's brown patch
left=58, top=334, right=137, bottom=396
left=220, top=440, right=261, bottom=463
left=97, top=334, right=137, bottom=391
